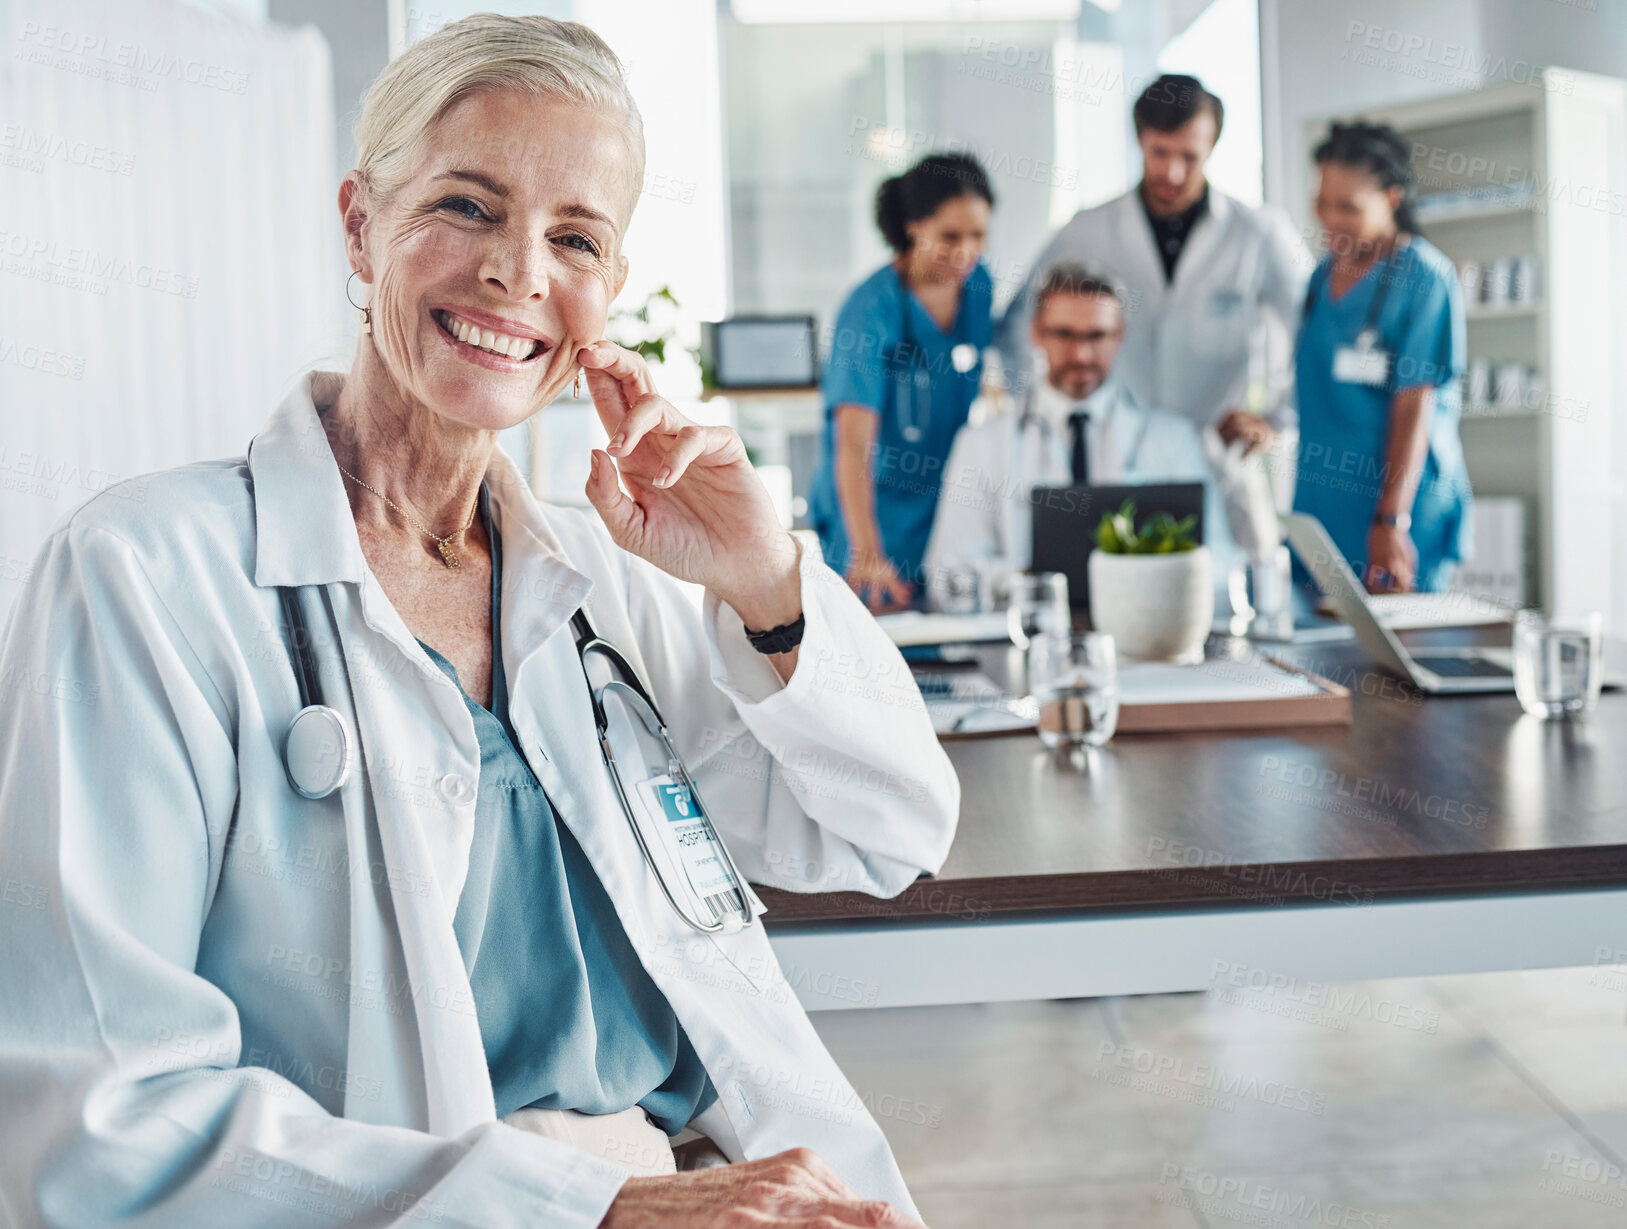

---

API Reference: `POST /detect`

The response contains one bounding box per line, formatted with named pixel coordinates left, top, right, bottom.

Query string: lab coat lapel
left=1172, top=189, right=1231, bottom=293
left=1113, top=189, right=1166, bottom=309
left=250, top=373, right=497, bottom=1138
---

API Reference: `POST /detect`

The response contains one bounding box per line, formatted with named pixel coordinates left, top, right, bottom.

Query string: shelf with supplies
left=1464, top=303, right=1541, bottom=321
left=1311, top=71, right=1627, bottom=622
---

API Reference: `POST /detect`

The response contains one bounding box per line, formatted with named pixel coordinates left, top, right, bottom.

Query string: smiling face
left=1314, top=161, right=1404, bottom=260
left=903, top=193, right=990, bottom=287
left=340, top=88, right=634, bottom=433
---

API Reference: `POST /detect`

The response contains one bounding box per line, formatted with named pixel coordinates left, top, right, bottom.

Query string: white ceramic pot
left=1088, top=546, right=1213, bottom=664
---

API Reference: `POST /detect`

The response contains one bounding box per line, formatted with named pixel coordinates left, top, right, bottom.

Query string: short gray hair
left=353, top=14, right=645, bottom=224
left=1034, top=262, right=1122, bottom=315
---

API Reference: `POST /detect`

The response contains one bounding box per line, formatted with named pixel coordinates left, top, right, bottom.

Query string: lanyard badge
left=574, top=612, right=754, bottom=935
left=1333, top=328, right=1389, bottom=387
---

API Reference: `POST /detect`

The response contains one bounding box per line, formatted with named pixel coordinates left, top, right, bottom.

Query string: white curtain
left=0, top=0, right=342, bottom=619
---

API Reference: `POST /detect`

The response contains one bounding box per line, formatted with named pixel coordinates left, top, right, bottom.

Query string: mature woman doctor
left=1295, top=121, right=1472, bottom=592
left=0, top=15, right=955, bottom=1229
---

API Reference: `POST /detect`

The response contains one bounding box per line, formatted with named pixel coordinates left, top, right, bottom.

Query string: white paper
left=1117, top=659, right=1324, bottom=705
left=877, top=610, right=1011, bottom=647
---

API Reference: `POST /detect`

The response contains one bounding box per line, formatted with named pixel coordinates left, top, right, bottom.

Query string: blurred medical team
left=814, top=73, right=1475, bottom=604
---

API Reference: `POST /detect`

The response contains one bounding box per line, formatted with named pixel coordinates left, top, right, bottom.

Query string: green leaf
left=1091, top=498, right=1197, bottom=554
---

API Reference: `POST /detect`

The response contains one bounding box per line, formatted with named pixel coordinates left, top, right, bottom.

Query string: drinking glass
left=1007, top=572, right=1070, bottom=650
left=1029, top=631, right=1118, bottom=749
left=938, top=561, right=985, bottom=615
left=1514, top=610, right=1603, bottom=719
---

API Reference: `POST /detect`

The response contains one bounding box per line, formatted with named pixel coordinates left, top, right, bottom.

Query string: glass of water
left=1029, top=631, right=1119, bottom=748
left=1008, top=571, right=1070, bottom=649
left=936, top=561, right=984, bottom=614
left=1514, top=610, right=1603, bottom=719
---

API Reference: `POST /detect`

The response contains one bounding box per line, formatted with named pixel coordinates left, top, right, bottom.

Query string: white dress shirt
left=923, top=378, right=1223, bottom=606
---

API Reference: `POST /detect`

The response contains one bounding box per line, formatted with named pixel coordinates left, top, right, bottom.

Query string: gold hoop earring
left=573, top=369, right=583, bottom=399
left=345, top=270, right=372, bottom=335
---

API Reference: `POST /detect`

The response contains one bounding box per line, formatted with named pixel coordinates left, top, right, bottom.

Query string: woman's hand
left=579, top=342, right=801, bottom=631
left=845, top=552, right=914, bottom=614
left=1366, top=523, right=1417, bottom=593
left=598, top=1147, right=927, bottom=1228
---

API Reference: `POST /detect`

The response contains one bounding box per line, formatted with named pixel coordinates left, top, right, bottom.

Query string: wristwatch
left=1373, top=511, right=1412, bottom=531
left=744, top=613, right=806, bottom=655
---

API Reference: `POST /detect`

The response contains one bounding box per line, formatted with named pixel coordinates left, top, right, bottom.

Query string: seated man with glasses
left=924, top=262, right=1223, bottom=606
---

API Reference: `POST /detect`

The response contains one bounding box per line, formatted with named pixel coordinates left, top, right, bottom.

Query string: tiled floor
left=812, top=966, right=1627, bottom=1228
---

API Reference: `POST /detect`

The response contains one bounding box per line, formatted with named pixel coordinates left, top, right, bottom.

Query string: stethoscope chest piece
left=284, top=704, right=352, bottom=800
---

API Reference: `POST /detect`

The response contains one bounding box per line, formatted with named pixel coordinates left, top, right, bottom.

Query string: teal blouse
left=418, top=487, right=716, bottom=1132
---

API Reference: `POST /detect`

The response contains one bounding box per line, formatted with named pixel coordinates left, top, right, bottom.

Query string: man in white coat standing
left=996, top=74, right=1311, bottom=471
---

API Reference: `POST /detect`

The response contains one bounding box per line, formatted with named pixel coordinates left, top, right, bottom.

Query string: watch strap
left=743, top=613, right=806, bottom=655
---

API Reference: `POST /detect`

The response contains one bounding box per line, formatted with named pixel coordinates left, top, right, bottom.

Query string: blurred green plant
left=1094, top=499, right=1199, bottom=555
left=607, top=285, right=700, bottom=368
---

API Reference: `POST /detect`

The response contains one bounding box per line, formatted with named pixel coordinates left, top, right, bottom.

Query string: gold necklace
left=336, top=463, right=478, bottom=569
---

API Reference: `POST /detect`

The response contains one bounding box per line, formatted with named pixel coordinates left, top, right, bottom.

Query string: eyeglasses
left=1038, top=325, right=1120, bottom=348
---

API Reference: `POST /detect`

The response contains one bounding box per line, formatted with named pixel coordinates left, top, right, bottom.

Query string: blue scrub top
left=418, top=489, right=715, bottom=1134
left=1293, top=236, right=1473, bottom=592
left=807, top=260, right=992, bottom=585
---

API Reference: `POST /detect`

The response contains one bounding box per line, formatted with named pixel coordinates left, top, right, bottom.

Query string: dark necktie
left=1069, top=410, right=1090, bottom=486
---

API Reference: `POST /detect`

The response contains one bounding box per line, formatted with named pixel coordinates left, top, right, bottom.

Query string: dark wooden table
left=758, top=628, right=1627, bottom=929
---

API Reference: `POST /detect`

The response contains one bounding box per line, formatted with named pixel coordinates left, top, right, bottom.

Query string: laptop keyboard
left=1412, top=655, right=1513, bottom=678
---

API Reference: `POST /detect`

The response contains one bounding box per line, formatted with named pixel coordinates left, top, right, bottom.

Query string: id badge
left=1333, top=342, right=1389, bottom=386
left=636, top=774, right=739, bottom=901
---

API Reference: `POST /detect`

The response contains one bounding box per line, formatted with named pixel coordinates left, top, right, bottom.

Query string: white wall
left=1259, top=0, right=1484, bottom=240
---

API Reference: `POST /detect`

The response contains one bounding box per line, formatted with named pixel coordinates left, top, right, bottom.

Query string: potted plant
left=1088, top=500, right=1212, bottom=664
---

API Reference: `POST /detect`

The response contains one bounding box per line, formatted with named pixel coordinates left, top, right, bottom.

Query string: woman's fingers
left=583, top=449, right=642, bottom=547
left=657, top=426, right=715, bottom=491
left=605, top=393, right=674, bottom=460
left=579, top=339, right=655, bottom=429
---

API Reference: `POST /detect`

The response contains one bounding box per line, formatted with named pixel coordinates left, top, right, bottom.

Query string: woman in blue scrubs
left=807, top=152, right=994, bottom=610
left=1295, top=122, right=1472, bottom=592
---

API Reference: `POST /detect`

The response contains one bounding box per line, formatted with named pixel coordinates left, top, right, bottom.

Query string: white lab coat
left=922, top=379, right=1226, bottom=606
left=0, top=371, right=959, bottom=1228
left=997, top=186, right=1312, bottom=433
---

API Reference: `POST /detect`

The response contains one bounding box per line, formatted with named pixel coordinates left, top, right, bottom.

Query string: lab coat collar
left=1029, top=375, right=1124, bottom=429
left=246, top=371, right=593, bottom=640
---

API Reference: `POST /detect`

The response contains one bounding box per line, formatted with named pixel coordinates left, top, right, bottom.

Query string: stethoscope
left=1298, top=238, right=1405, bottom=372
left=274, top=511, right=754, bottom=934
left=892, top=283, right=979, bottom=444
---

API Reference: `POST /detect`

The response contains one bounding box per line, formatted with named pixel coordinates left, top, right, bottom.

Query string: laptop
left=1030, top=482, right=1206, bottom=614
left=1284, top=512, right=1518, bottom=694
